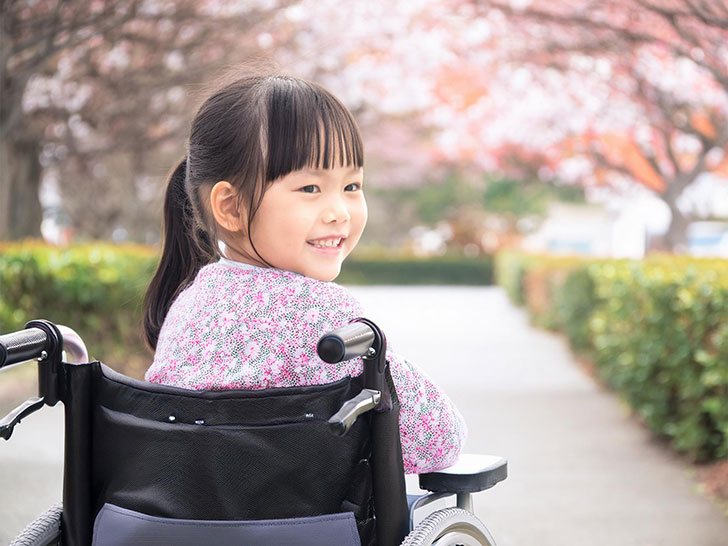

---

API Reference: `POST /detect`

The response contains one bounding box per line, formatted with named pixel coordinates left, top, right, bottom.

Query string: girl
left=143, top=72, right=466, bottom=474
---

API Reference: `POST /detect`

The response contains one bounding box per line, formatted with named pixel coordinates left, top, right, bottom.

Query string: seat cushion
left=92, top=503, right=361, bottom=546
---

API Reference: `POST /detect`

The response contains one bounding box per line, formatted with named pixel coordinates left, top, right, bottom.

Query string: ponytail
left=142, top=158, right=216, bottom=351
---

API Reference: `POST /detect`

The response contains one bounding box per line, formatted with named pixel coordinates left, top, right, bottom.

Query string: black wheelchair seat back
left=62, top=361, right=380, bottom=546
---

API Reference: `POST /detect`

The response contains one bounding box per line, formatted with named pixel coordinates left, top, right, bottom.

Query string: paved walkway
left=1, top=286, right=726, bottom=545
left=351, top=287, right=728, bottom=546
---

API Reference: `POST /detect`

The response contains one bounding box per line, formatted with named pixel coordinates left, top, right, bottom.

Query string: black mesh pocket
left=90, top=370, right=373, bottom=528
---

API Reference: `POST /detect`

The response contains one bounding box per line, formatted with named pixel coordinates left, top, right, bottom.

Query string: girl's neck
left=222, top=250, right=265, bottom=268
left=219, top=240, right=268, bottom=268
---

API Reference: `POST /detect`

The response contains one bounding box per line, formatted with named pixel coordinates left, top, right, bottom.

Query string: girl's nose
left=323, top=197, right=351, bottom=224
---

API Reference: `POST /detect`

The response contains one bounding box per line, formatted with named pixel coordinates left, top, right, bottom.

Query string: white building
left=522, top=175, right=728, bottom=258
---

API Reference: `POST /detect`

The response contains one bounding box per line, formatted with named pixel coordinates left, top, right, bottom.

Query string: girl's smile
left=307, top=235, right=346, bottom=253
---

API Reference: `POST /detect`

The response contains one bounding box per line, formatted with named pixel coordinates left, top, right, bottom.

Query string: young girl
left=143, top=72, right=466, bottom=474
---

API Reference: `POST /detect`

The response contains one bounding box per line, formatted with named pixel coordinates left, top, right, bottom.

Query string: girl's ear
left=210, top=181, right=246, bottom=232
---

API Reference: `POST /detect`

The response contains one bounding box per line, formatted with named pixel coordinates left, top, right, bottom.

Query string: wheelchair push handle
left=0, top=327, right=50, bottom=370
left=317, top=321, right=376, bottom=363
left=0, top=320, right=68, bottom=370
left=317, top=318, right=392, bottom=435
left=1, top=320, right=88, bottom=440
left=1, top=321, right=89, bottom=370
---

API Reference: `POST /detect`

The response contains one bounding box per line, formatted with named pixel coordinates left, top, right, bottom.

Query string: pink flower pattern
left=146, top=259, right=467, bottom=473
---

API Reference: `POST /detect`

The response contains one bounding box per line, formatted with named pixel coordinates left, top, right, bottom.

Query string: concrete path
left=351, top=287, right=728, bottom=546
left=1, top=286, right=726, bottom=545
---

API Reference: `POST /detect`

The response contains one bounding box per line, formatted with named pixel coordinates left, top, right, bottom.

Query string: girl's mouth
left=307, top=237, right=344, bottom=252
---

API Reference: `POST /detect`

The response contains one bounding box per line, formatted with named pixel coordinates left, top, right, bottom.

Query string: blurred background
left=1, top=0, right=727, bottom=543
left=2, top=0, right=727, bottom=253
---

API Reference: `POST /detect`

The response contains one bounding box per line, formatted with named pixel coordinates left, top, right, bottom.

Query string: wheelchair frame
left=1, top=319, right=507, bottom=546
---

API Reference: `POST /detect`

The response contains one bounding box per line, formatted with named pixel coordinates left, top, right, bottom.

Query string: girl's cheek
left=356, top=195, right=368, bottom=224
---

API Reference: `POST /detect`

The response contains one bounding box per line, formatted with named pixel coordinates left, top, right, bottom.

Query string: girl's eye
left=345, top=182, right=362, bottom=192
left=299, top=185, right=320, bottom=193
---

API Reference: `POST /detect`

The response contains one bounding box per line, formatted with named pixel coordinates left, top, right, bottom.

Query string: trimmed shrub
left=1, top=243, right=494, bottom=377
left=494, top=250, right=533, bottom=305
left=496, top=250, right=728, bottom=462
left=554, top=266, right=597, bottom=353
left=496, top=251, right=594, bottom=330
left=339, top=255, right=494, bottom=285
left=589, top=258, right=728, bottom=461
left=0, top=241, right=158, bottom=378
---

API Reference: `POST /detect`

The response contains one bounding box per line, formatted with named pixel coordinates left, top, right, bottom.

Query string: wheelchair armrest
left=419, top=454, right=507, bottom=494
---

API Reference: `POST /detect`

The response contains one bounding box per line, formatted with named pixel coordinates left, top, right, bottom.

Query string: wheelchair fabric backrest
left=60, top=362, right=376, bottom=546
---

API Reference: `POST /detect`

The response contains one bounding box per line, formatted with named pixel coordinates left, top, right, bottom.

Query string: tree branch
left=659, top=126, right=683, bottom=177
left=637, top=0, right=728, bottom=30
left=588, top=145, right=636, bottom=179
left=482, top=1, right=659, bottom=44
left=10, top=1, right=130, bottom=57
left=636, top=138, right=665, bottom=181
left=480, top=0, right=728, bottom=93
left=684, top=145, right=710, bottom=189
left=11, top=5, right=141, bottom=80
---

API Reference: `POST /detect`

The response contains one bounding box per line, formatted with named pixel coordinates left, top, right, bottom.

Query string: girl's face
left=235, top=165, right=367, bottom=281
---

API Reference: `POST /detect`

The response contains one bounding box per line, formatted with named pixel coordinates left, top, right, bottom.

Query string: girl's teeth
left=311, top=238, right=341, bottom=248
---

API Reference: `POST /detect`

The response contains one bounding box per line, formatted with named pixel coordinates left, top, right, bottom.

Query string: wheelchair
left=1, top=317, right=507, bottom=546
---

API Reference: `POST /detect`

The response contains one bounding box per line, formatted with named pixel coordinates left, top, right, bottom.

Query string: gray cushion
left=92, top=503, right=361, bottom=546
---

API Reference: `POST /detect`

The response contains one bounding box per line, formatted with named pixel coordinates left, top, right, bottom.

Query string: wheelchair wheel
left=402, top=507, right=497, bottom=546
left=9, top=504, right=62, bottom=546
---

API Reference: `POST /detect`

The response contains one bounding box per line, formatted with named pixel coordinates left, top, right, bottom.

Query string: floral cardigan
left=146, top=258, right=467, bottom=473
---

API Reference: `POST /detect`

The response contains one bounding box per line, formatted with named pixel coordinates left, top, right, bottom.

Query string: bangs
left=265, top=78, right=363, bottom=182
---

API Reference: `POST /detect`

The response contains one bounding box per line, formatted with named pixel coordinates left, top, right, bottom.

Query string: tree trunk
left=0, top=137, right=43, bottom=240
left=658, top=169, right=701, bottom=254
left=663, top=203, right=690, bottom=253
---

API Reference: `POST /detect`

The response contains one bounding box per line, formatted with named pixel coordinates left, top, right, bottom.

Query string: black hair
left=143, top=73, right=363, bottom=350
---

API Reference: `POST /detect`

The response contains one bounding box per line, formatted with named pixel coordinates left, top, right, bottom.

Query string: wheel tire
left=401, top=507, right=497, bottom=546
left=9, top=504, right=62, bottom=546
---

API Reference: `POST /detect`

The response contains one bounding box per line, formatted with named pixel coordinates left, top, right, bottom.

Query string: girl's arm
left=385, top=350, right=467, bottom=474
left=314, top=283, right=467, bottom=474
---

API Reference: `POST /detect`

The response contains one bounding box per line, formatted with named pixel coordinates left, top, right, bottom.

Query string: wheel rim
left=405, top=507, right=497, bottom=546
left=432, top=524, right=493, bottom=546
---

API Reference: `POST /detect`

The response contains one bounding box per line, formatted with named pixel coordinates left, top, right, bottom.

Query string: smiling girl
left=142, top=72, right=466, bottom=473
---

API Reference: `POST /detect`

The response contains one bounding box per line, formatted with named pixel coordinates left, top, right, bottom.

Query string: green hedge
left=0, top=241, right=158, bottom=378
left=589, top=259, right=728, bottom=460
left=496, top=250, right=728, bottom=462
left=495, top=250, right=598, bottom=329
left=340, top=254, right=494, bottom=285
left=1, top=243, right=494, bottom=377
left=494, top=250, right=533, bottom=305
left=555, top=267, right=597, bottom=352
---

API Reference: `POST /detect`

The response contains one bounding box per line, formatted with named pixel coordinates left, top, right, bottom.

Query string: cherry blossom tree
left=474, top=0, right=728, bottom=249
left=1, top=0, right=283, bottom=240
left=271, top=0, right=727, bottom=250
left=5, top=0, right=725, bottom=250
